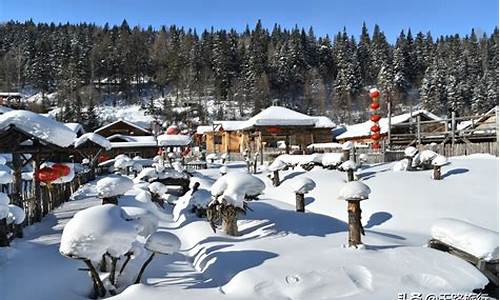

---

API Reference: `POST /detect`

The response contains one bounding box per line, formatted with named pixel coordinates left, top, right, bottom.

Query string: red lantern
left=371, top=132, right=381, bottom=140
left=370, top=102, right=380, bottom=110
left=98, top=154, right=110, bottom=163
left=52, top=163, right=70, bottom=177
left=370, top=125, right=381, bottom=132
left=372, top=142, right=381, bottom=149
left=166, top=125, right=180, bottom=135
left=267, top=127, right=282, bottom=134
left=370, top=114, right=381, bottom=122
left=36, top=167, right=60, bottom=183
left=369, top=89, right=380, bottom=98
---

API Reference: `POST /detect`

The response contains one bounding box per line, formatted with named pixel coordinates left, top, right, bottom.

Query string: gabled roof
left=64, top=122, right=86, bottom=134
left=106, top=134, right=157, bottom=149
left=212, top=106, right=335, bottom=131
left=337, top=109, right=442, bottom=140
left=94, top=119, right=151, bottom=135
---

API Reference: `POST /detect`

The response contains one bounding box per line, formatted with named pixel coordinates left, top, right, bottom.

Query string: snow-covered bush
left=0, top=164, right=13, bottom=184
left=7, top=204, right=26, bottom=225
left=206, top=153, right=217, bottom=163
left=208, top=173, right=265, bottom=236
left=148, top=181, right=168, bottom=207
left=219, top=166, right=228, bottom=176
left=59, top=204, right=139, bottom=297
left=121, top=206, right=159, bottom=237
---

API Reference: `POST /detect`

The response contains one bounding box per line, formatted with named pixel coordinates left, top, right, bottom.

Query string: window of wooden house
left=214, top=135, right=222, bottom=145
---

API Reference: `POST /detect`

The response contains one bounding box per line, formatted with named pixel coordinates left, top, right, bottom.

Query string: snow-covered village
left=0, top=1, right=499, bottom=299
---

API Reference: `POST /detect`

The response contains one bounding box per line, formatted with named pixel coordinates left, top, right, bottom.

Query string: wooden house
left=200, top=106, right=336, bottom=154
left=336, top=110, right=443, bottom=145
left=94, top=119, right=151, bottom=138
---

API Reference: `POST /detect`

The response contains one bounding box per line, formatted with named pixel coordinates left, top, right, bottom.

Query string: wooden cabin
left=94, top=119, right=151, bottom=138
left=336, top=110, right=443, bottom=145
left=200, top=106, right=335, bottom=154
left=105, top=134, right=158, bottom=158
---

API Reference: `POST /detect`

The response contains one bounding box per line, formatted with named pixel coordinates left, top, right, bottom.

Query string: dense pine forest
left=0, top=20, right=498, bottom=126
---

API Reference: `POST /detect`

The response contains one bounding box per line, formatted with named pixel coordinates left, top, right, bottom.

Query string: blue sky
left=0, top=0, right=498, bottom=41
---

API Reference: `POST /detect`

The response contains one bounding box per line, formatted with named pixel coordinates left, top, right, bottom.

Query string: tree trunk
left=0, top=218, right=9, bottom=247
left=135, top=252, right=155, bottom=284
left=295, top=193, right=305, bottom=212
left=222, top=206, right=238, bottom=236
left=272, top=170, right=280, bottom=187
left=433, top=166, right=441, bottom=180
left=84, top=259, right=106, bottom=298
left=109, top=256, right=119, bottom=286
left=347, top=169, right=354, bottom=182
left=347, top=200, right=363, bottom=248
left=342, top=149, right=350, bottom=162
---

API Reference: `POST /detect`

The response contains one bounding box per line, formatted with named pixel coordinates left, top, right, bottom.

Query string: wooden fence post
left=416, top=115, right=421, bottom=146
left=451, top=111, right=456, bottom=148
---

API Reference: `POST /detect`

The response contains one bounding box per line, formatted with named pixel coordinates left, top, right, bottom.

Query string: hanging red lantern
left=98, top=153, right=110, bottom=163
left=36, top=167, right=60, bottom=183
left=369, top=89, right=380, bottom=98
left=371, top=132, right=381, bottom=140
left=267, top=127, right=282, bottom=134
left=52, top=163, right=70, bottom=177
left=372, top=142, right=381, bottom=149
left=370, top=114, right=381, bottom=122
left=166, top=125, right=180, bottom=135
left=370, top=102, right=380, bottom=110
left=370, top=124, right=381, bottom=132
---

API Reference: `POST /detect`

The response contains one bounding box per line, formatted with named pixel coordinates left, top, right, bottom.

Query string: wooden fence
left=1, top=170, right=94, bottom=243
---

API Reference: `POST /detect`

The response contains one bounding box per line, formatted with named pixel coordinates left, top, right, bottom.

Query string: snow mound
left=219, top=166, right=228, bottom=175
left=114, top=155, right=134, bottom=169
left=96, top=175, right=134, bottom=197
left=289, top=177, right=316, bottom=194
left=392, top=159, right=409, bottom=172
left=339, top=160, right=357, bottom=171
left=0, top=192, right=10, bottom=219
left=7, top=204, right=25, bottom=225
left=338, top=181, right=371, bottom=201
left=148, top=182, right=168, bottom=195
left=341, top=141, right=353, bottom=151
left=0, top=110, right=76, bottom=147
left=145, top=231, right=181, bottom=254
left=59, top=204, right=137, bottom=260
left=121, top=206, right=159, bottom=237
left=211, top=173, right=265, bottom=207
left=432, top=155, right=448, bottom=166
left=74, top=133, right=111, bottom=150
left=431, top=218, right=499, bottom=261
left=0, top=164, right=13, bottom=184
left=322, top=153, right=343, bottom=167
left=404, top=146, right=418, bottom=157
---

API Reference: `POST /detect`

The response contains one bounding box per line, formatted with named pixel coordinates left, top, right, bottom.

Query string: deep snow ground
left=0, top=155, right=498, bottom=300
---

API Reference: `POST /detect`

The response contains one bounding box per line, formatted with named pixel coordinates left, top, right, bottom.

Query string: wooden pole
left=451, top=111, right=456, bottom=148
left=433, top=166, right=442, bottom=180
left=33, top=152, right=41, bottom=223
left=0, top=218, right=9, bottom=247
left=347, top=200, right=363, bottom=247
left=272, top=170, right=280, bottom=187
left=11, top=152, right=22, bottom=207
left=387, top=99, right=392, bottom=150
left=295, top=193, right=305, bottom=212
left=416, top=115, right=421, bottom=146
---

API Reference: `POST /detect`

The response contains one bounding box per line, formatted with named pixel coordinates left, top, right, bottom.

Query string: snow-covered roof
left=457, top=106, right=498, bottom=131
left=213, top=106, right=335, bottom=131
left=337, top=110, right=442, bottom=140
left=95, top=119, right=151, bottom=135
left=107, top=134, right=158, bottom=149
left=0, top=92, right=21, bottom=97
left=196, top=125, right=214, bottom=134
left=74, top=133, right=112, bottom=150
left=157, top=134, right=192, bottom=146
left=0, top=110, right=77, bottom=148
left=64, top=122, right=85, bottom=134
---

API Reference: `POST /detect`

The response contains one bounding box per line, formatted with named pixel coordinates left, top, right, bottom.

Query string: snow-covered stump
left=268, top=158, right=286, bottom=187
left=135, top=231, right=181, bottom=284
left=404, top=146, right=419, bottom=171
left=431, top=155, right=448, bottom=180
left=341, top=141, right=353, bottom=162
left=7, top=204, right=26, bottom=239
left=338, top=182, right=371, bottom=248
left=148, top=182, right=168, bottom=208
left=339, top=160, right=358, bottom=182
left=290, top=177, right=316, bottom=213
left=96, top=175, right=133, bottom=205
left=209, top=173, right=265, bottom=236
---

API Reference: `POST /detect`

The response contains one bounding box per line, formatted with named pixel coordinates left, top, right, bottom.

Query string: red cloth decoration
left=369, top=90, right=380, bottom=98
